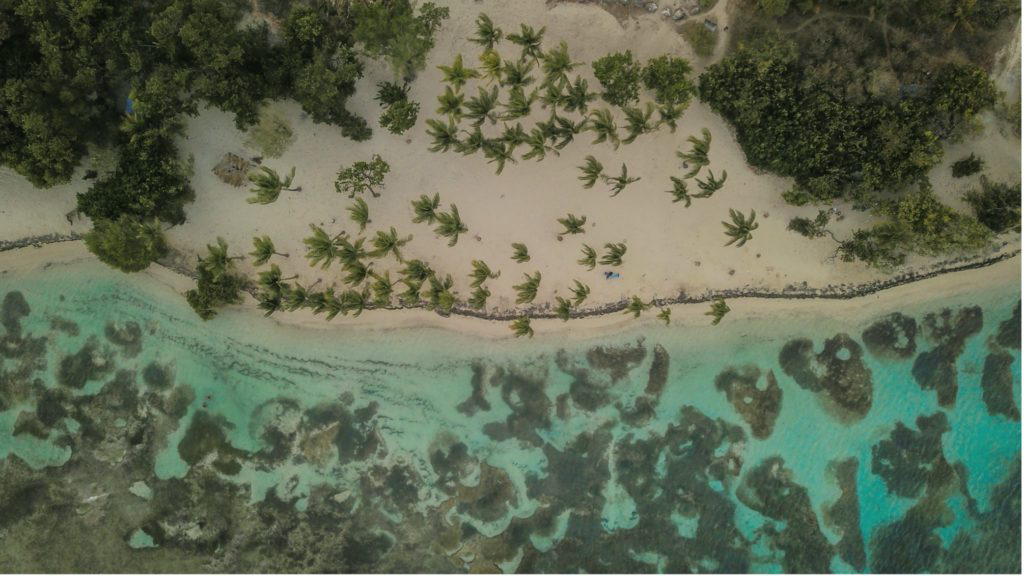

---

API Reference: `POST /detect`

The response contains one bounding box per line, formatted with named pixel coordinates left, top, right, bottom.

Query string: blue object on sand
left=604, top=272, right=620, bottom=280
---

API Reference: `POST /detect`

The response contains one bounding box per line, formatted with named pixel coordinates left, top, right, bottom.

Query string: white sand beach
left=0, top=0, right=1019, bottom=332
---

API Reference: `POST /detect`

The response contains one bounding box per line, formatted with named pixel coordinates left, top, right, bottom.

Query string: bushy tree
left=964, top=178, right=1021, bottom=234
left=951, top=153, right=984, bottom=178
left=592, top=51, right=642, bottom=106
left=642, top=55, right=696, bottom=106
left=85, top=216, right=167, bottom=273
left=351, top=0, right=449, bottom=80
left=335, top=155, right=390, bottom=197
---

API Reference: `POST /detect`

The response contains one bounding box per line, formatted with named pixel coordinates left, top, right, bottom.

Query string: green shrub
left=682, top=21, right=717, bottom=58
left=964, top=178, right=1021, bottom=233
left=85, top=216, right=167, bottom=273
left=592, top=51, right=642, bottom=106
left=244, top=107, right=295, bottom=158
left=642, top=55, right=696, bottom=106
left=950, top=153, right=984, bottom=178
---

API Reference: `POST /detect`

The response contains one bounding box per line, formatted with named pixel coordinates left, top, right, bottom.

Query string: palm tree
left=554, top=296, right=573, bottom=321
left=514, top=272, right=542, bottom=304
left=199, top=237, right=242, bottom=282
left=500, top=122, right=529, bottom=154
left=303, top=225, right=341, bottom=269
left=369, top=227, right=412, bottom=261
left=541, top=41, right=580, bottom=87
left=587, top=108, right=619, bottom=148
left=424, top=273, right=458, bottom=314
left=435, top=204, right=468, bottom=246
left=502, top=86, right=537, bottom=120
left=439, top=54, right=479, bottom=91
left=570, top=280, right=590, bottom=306
left=456, top=126, right=487, bottom=155
left=511, top=242, right=530, bottom=263
left=322, top=288, right=344, bottom=321
left=625, top=296, right=650, bottom=318
left=510, top=315, right=534, bottom=338
left=258, top=264, right=297, bottom=295
left=667, top=177, right=693, bottom=207
left=257, top=291, right=282, bottom=317
left=470, top=260, right=500, bottom=288
left=678, top=128, right=711, bottom=178
left=426, top=118, right=460, bottom=152
left=470, top=13, right=503, bottom=50
left=578, top=244, right=597, bottom=270
left=695, top=169, right=727, bottom=198
left=347, top=197, right=371, bottom=232
left=284, top=280, right=318, bottom=311
left=522, top=127, right=555, bottom=162
left=468, top=285, right=491, bottom=310
left=540, top=77, right=568, bottom=110
left=483, top=140, right=516, bottom=174
left=479, top=50, right=503, bottom=84
left=464, top=85, right=500, bottom=127
left=335, top=236, right=367, bottom=266
left=550, top=114, right=585, bottom=149
left=507, top=23, right=545, bottom=60
left=340, top=288, right=370, bottom=317
left=621, top=103, right=655, bottom=145
left=436, top=85, right=464, bottom=119
left=401, top=259, right=434, bottom=283
left=578, top=156, right=605, bottom=189
left=658, top=102, right=685, bottom=133
left=342, top=260, right=374, bottom=286
left=657, top=308, right=671, bottom=325
left=250, top=235, right=288, bottom=266
left=370, top=271, right=398, bottom=306
left=411, top=193, right=442, bottom=224
left=563, top=76, right=597, bottom=114
left=723, top=209, right=758, bottom=247
left=306, top=289, right=329, bottom=315
left=558, top=213, right=587, bottom=235
left=947, top=0, right=978, bottom=34
left=706, top=298, right=730, bottom=325
left=606, top=163, right=640, bottom=197
left=600, top=242, right=627, bottom=266
left=399, top=278, right=425, bottom=306
left=247, top=166, right=299, bottom=205
left=501, top=58, right=535, bottom=88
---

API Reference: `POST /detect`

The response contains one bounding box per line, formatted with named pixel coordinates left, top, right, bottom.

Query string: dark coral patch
left=871, top=412, right=952, bottom=499
left=142, top=360, right=175, bottom=390
left=994, top=300, right=1021, bottom=350
left=714, top=365, right=782, bottom=439
left=616, top=344, right=671, bottom=426
left=301, top=400, right=383, bottom=465
left=862, top=312, right=917, bottom=359
left=482, top=365, right=551, bottom=446
left=57, top=336, right=116, bottom=389
left=912, top=306, right=983, bottom=407
left=980, top=351, right=1020, bottom=421
left=2, top=291, right=31, bottom=336
left=456, top=362, right=491, bottom=416
left=779, top=333, right=873, bottom=420
left=178, top=410, right=249, bottom=474
left=737, top=456, right=834, bottom=573
left=940, top=460, right=1021, bottom=573
left=456, top=464, right=519, bottom=523
left=48, top=316, right=79, bottom=336
left=585, top=339, right=646, bottom=382
left=429, top=437, right=476, bottom=494
left=824, top=457, right=866, bottom=571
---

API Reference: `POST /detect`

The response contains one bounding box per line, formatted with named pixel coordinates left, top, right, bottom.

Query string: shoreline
left=1, top=238, right=1019, bottom=337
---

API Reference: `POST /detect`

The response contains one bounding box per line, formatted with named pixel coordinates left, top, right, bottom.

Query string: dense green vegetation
left=704, top=0, right=1017, bottom=267
left=964, top=178, right=1022, bottom=234
left=1, top=0, right=447, bottom=273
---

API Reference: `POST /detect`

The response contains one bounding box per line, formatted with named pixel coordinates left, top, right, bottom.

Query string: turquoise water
left=0, top=261, right=1019, bottom=572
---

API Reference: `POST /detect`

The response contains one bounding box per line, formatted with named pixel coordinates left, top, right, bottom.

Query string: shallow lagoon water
left=0, top=261, right=1019, bottom=572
